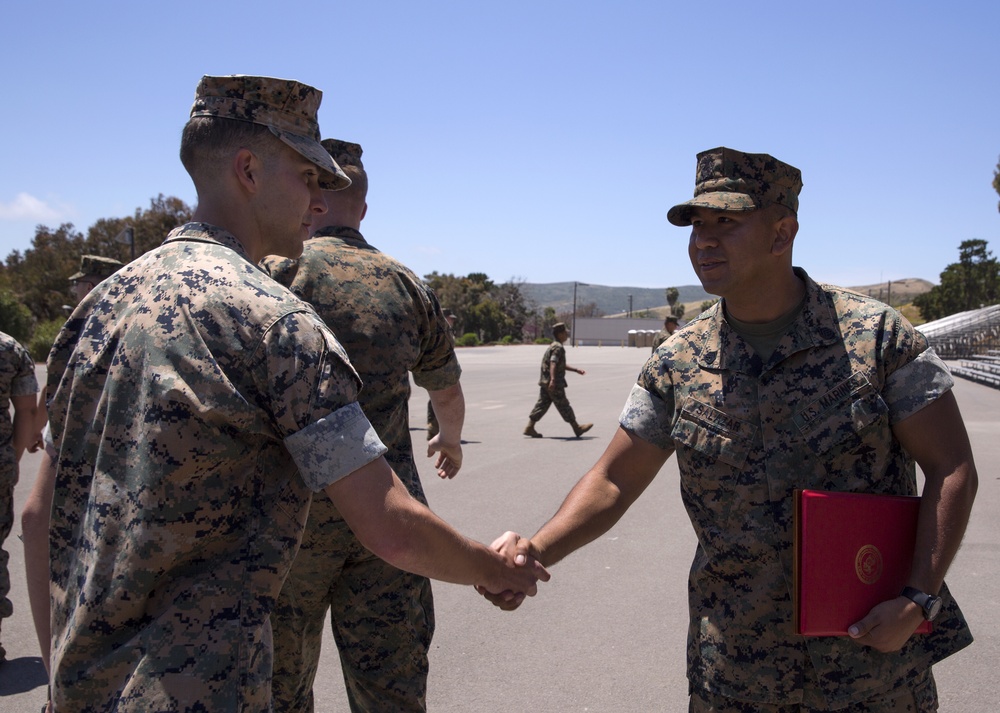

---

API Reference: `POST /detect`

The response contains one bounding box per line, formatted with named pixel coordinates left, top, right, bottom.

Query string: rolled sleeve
left=285, top=402, right=387, bottom=491
left=884, top=348, right=955, bottom=423
left=619, top=383, right=675, bottom=450
left=412, top=352, right=461, bottom=392
left=12, top=345, right=37, bottom=396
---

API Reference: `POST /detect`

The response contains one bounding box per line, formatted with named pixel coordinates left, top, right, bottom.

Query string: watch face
left=927, top=596, right=943, bottom=621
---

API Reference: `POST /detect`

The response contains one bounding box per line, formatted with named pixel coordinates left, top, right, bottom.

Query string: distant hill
left=520, top=282, right=712, bottom=318
left=521, top=278, right=934, bottom=319
left=838, top=278, right=934, bottom=306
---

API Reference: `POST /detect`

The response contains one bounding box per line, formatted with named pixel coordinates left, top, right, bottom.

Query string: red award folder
left=794, top=489, right=932, bottom=636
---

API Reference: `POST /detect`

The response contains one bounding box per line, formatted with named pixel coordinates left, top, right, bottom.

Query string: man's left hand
left=848, top=596, right=926, bottom=652
left=427, top=435, right=463, bottom=479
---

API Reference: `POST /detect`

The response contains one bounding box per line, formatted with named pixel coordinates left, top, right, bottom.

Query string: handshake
left=475, top=531, right=546, bottom=611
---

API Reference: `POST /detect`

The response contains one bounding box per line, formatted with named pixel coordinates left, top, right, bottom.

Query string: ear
left=359, top=201, right=368, bottom=222
left=232, top=148, right=262, bottom=195
left=770, top=215, right=798, bottom=257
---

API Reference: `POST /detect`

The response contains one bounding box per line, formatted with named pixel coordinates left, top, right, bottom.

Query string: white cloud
left=0, top=193, right=65, bottom=222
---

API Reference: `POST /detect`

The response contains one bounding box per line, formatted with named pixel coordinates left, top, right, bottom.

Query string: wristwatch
left=901, top=586, right=943, bottom=621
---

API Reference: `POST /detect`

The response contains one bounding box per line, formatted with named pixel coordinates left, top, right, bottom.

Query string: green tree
left=913, top=239, right=1000, bottom=321
left=3, top=195, right=193, bottom=323
left=4, top=223, right=86, bottom=322
left=466, top=299, right=510, bottom=343
left=666, top=286, right=685, bottom=320
left=423, top=272, right=533, bottom=343
left=0, top=289, right=35, bottom=342
left=87, top=194, right=193, bottom=262
left=424, top=272, right=485, bottom=327
left=492, top=278, right=532, bottom=342
left=29, top=318, right=65, bottom=363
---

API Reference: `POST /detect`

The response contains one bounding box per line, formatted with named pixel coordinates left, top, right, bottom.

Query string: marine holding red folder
left=795, top=489, right=934, bottom=637
left=481, top=147, right=979, bottom=710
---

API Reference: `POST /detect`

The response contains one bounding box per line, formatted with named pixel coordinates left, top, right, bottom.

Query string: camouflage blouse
left=45, top=223, right=385, bottom=712
left=538, top=340, right=567, bottom=387
left=620, top=268, right=972, bottom=708
left=264, top=225, right=460, bottom=501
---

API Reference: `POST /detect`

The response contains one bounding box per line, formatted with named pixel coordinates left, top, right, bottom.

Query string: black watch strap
left=901, top=586, right=942, bottom=621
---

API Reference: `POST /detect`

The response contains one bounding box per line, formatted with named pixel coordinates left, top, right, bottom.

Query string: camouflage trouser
left=689, top=668, right=938, bottom=712
left=0, top=462, right=16, bottom=624
left=528, top=385, right=576, bottom=425
left=271, top=509, right=434, bottom=713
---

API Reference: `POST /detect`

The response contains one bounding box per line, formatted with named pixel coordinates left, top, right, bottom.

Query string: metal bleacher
left=917, top=304, right=1000, bottom=389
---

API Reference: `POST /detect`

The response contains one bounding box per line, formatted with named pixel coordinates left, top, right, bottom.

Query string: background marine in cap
left=523, top=322, right=592, bottom=439
left=485, top=147, right=977, bottom=711
left=67, top=254, right=124, bottom=304
left=39, top=75, right=546, bottom=713
left=264, top=139, right=466, bottom=712
left=650, top=314, right=679, bottom=352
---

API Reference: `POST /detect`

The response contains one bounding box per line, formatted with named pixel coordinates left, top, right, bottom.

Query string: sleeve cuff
left=285, top=402, right=388, bottom=492
left=412, top=354, right=462, bottom=391
left=619, top=383, right=674, bottom=450
left=884, top=349, right=955, bottom=423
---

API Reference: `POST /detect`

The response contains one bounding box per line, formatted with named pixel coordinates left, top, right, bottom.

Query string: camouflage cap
left=69, top=255, right=124, bottom=282
left=321, top=139, right=364, bottom=170
left=667, top=147, right=803, bottom=226
left=189, top=75, right=351, bottom=190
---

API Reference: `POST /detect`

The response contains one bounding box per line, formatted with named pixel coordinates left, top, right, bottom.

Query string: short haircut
left=179, top=116, right=280, bottom=181
left=336, top=164, right=368, bottom=202
left=764, top=203, right=797, bottom=221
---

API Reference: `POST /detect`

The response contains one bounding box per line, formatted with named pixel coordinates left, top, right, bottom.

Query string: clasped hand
left=475, top=531, right=542, bottom=610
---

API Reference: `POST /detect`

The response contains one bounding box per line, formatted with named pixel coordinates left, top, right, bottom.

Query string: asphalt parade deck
left=4, top=346, right=997, bottom=711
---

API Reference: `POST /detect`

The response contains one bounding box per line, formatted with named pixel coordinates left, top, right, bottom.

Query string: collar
left=311, top=225, right=368, bottom=245
left=163, top=222, right=252, bottom=261
left=694, top=267, right=842, bottom=373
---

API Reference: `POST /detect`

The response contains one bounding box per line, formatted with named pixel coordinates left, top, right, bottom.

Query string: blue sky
left=1, top=1, right=997, bottom=290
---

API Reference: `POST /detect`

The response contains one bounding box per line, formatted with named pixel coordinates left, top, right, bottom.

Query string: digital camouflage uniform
left=0, top=332, right=38, bottom=651
left=619, top=269, right=973, bottom=709
left=45, top=223, right=385, bottom=712
left=529, top=339, right=578, bottom=425
left=264, top=224, right=460, bottom=712
left=651, top=328, right=672, bottom=352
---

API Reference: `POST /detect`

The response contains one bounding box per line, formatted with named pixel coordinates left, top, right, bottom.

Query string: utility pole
left=572, top=281, right=589, bottom=347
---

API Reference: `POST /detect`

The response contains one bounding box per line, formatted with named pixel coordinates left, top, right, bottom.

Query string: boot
left=572, top=422, right=593, bottom=438
left=523, top=421, right=543, bottom=438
